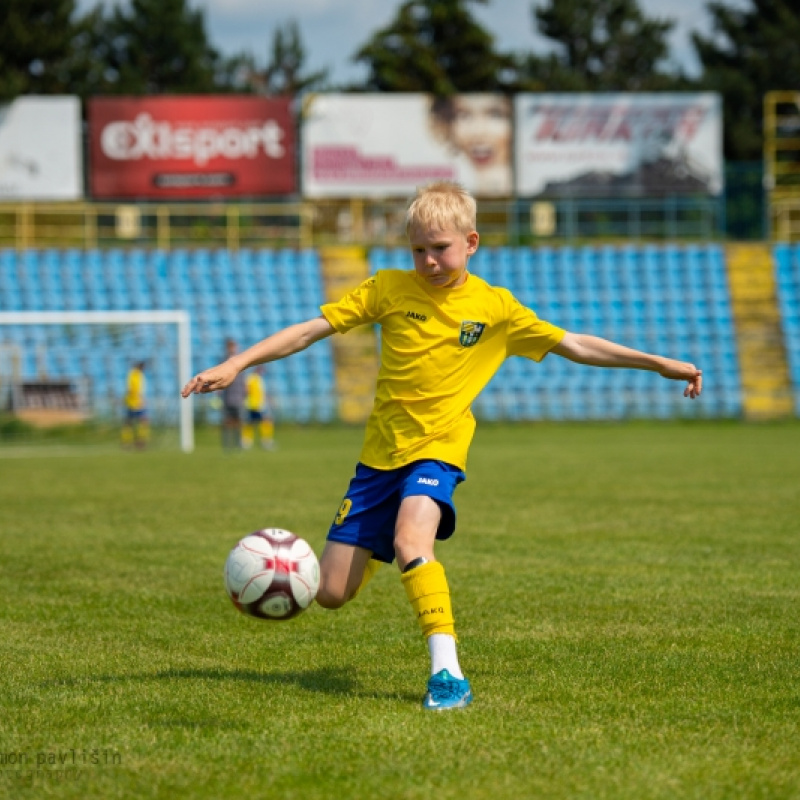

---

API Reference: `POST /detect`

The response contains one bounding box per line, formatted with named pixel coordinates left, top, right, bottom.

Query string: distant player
left=221, top=338, right=246, bottom=450
left=242, top=365, right=276, bottom=451
left=182, top=182, right=702, bottom=710
left=122, top=360, right=148, bottom=449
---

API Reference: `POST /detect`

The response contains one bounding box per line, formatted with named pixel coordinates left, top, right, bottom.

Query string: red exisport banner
left=88, top=96, right=296, bottom=199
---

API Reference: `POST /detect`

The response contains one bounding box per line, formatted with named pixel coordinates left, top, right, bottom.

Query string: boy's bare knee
left=314, top=581, right=350, bottom=610
left=316, top=542, right=371, bottom=609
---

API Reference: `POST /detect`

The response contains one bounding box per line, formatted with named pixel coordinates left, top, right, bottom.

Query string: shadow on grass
left=39, top=666, right=419, bottom=703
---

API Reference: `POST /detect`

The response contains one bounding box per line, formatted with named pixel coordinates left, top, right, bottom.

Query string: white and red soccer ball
left=224, top=529, right=320, bottom=620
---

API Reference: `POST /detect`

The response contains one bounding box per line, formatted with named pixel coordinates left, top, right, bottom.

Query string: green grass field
left=1, top=422, right=799, bottom=800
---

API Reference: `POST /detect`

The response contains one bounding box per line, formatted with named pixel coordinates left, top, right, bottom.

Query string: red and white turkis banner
left=88, top=96, right=296, bottom=199
left=515, top=93, right=723, bottom=197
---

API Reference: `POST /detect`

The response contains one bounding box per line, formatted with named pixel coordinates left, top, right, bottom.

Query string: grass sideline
left=1, top=422, right=798, bottom=800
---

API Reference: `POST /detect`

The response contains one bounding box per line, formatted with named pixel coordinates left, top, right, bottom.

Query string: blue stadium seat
left=18, top=251, right=40, bottom=294
left=393, top=248, right=410, bottom=269
left=0, top=243, right=765, bottom=425
left=0, top=250, right=20, bottom=295
left=254, top=248, right=277, bottom=274
left=189, top=249, right=211, bottom=280
left=493, top=247, right=514, bottom=289
left=468, top=248, right=491, bottom=280
left=774, top=243, right=792, bottom=278
left=0, top=248, right=16, bottom=279
left=168, top=250, right=190, bottom=284
left=370, top=247, right=391, bottom=273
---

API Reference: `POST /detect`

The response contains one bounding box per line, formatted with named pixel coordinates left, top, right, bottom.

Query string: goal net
left=0, top=311, right=193, bottom=452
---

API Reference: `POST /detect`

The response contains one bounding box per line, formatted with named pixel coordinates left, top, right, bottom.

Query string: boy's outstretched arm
left=181, top=316, right=335, bottom=398
left=551, top=332, right=703, bottom=399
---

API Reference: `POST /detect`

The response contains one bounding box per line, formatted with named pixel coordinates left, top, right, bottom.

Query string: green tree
left=238, top=21, right=329, bottom=95
left=352, top=0, right=516, bottom=93
left=98, top=0, right=227, bottom=94
left=519, top=0, right=683, bottom=91
left=693, top=0, right=800, bottom=160
left=56, top=5, right=117, bottom=97
left=0, top=0, right=78, bottom=100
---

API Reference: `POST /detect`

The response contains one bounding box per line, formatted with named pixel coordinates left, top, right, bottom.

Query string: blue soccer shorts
left=326, top=460, right=466, bottom=564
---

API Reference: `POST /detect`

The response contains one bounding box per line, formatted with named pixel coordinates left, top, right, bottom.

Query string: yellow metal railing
left=0, top=199, right=517, bottom=250
left=764, top=91, right=800, bottom=189
left=0, top=202, right=314, bottom=250
left=0, top=196, right=728, bottom=249
left=770, top=192, right=800, bottom=241
left=764, top=91, right=800, bottom=241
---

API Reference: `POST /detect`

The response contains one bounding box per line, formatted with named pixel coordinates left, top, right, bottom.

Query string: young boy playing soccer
left=122, top=360, right=149, bottom=449
left=182, top=182, right=702, bottom=711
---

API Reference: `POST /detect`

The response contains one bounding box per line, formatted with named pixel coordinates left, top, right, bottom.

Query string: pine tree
left=101, top=0, right=224, bottom=94
left=0, top=0, right=77, bottom=100
left=693, top=0, right=800, bottom=160
left=519, top=0, right=683, bottom=91
left=352, top=0, right=515, bottom=93
left=241, top=21, right=329, bottom=95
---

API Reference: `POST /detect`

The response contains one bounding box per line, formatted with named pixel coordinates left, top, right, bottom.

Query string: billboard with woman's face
left=302, top=93, right=513, bottom=198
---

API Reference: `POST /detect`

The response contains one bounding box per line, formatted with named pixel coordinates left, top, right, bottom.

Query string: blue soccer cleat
left=422, top=669, right=473, bottom=710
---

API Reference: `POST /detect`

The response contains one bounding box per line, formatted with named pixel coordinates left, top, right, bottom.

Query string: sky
left=78, top=0, right=741, bottom=85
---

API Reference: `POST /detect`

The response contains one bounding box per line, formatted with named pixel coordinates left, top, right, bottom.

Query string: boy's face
left=408, top=225, right=479, bottom=289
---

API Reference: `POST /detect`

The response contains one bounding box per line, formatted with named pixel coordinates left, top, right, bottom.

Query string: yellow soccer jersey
left=125, top=368, right=146, bottom=411
left=245, top=373, right=265, bottom=411
left=321, top=269, right=565, bottom=471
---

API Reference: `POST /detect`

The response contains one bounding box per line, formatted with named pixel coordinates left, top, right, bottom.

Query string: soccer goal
left=0, top=310, right=194, bottom=452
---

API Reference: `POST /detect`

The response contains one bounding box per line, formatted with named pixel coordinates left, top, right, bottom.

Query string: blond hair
left=405, top=181, right=477, bottom=237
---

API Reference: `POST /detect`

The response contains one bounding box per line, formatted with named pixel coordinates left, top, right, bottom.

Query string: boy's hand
left=181, top=360, right=240, bottom=397
left=658, top=359, right=703, bottom=399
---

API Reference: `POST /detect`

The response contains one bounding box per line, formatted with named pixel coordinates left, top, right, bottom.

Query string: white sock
left=428, top=634, right=464, bottom=679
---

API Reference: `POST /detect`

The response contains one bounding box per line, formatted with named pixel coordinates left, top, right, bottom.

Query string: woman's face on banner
left=449, top=96, right=511, bottom=171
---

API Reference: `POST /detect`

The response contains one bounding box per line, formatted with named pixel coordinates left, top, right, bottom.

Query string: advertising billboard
left=0, top=96, right=83, bottom=200
left=88, top=96, right=296, bottom=199
left=303, top=94, right=513, bottom=198
left=515, top=93, right=723, bottom=197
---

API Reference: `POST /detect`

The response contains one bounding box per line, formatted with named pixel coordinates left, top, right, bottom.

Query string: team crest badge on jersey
left=459, top=321, right=486, bottom=347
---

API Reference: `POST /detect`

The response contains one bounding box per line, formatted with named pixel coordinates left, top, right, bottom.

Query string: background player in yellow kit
left=122, top=360, right=149, bottom=449
left=182, top=181, right=702, bottom=711
left=242, top=365, right=276, bottom=451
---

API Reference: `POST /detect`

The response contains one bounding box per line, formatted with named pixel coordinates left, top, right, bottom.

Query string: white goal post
left=0, top=310, right=194, bottom=453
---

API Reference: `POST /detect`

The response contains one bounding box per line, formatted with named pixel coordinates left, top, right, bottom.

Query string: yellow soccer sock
left=400, top=560, right=457, bottom=640
left=241, top=424, right=255, bottom=449
left=121, top=425, right=134, bottom=446
left=260, top=419, right=274, bottom=442
left=351, top=558, right=382, bottom=599
left=137, top=421, right=150, bottom=445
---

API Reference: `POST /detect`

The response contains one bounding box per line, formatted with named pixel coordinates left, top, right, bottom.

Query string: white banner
left=302, top=93, right=513, bottom=198
left=0, top=96, right=83, bottom=200
left=515, top=93, right=723, bottom=197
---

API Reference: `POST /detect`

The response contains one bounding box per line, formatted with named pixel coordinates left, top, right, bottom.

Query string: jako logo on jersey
left=459, top=320, right=485, bottom=347
left=417, top=477, right=439, bottom=486
left=406, top=310, right=428, bottom=321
